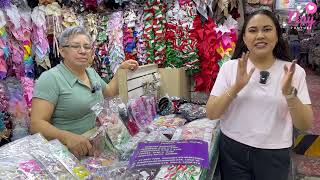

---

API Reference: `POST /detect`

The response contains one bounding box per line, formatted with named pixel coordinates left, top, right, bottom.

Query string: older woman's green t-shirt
left=33, top=63, right=107, bottom=135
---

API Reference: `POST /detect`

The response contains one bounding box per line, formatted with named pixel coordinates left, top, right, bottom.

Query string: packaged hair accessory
left=127, top=97, right=153, bottom=130
left=81, top=152, right=119, bottom=179
left=87, top=126, right=118, bottom=156
left=117, top=131, right=147, bottom=160
left=157, top=96, right=175, bottom=116
left=178, top=103, right=206, bottom=121
left=0, top=153, right=51, bottom=179
left=5, top=77, right=29, bottom=141
left=123, top=167, right=160, bottom=180
left=48, top=140, right=90, bottom=179
left=142, top=95, right=157, bottom=119
left=147, top=115, right=186, bottom=135
left=91, top=97, right=131, bottom=150
left=30, top=143, right=76, bottom=180
left=105, top=161, right=128, bottom=179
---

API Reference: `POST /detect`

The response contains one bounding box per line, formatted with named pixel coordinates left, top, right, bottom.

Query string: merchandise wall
left=0, top=0, right=240, bottom=143
left=0, top=0, right=244, bottom=179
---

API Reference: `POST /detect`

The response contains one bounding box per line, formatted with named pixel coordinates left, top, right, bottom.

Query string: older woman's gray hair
left=58, top=26, right=92, bottom=46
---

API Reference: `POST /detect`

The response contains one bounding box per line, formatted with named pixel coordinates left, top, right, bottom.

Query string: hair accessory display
left=5, top=77, right=29, bottom=141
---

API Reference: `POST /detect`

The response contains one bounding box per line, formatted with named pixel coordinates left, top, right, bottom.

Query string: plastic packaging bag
left=0, top=133, right=47, bottom=157
left=155, top=164, right=202, bottom=180
left=117, top=131, right=148, bottom=160
left=127, top=97, right=154, bottom=130
left=178, top=103, right=206, bottom=121
left=147, top=115, right=186, bottom=135
left=88, top=126, right=118, bottom=156
left=81, top=152, right=119, bottom=179
left=156, top=119, right=219, bottom=180
left=107, top=161, right=129, bottom=179
left=118, top=130, right=169, bottom=161
left=91, top=97, right=131, bottom=150
left=31, top=143, right=75, bottom=180
left=48, top=139, right=90, bottom=179
left=0, top=153, right=50, bottom=180
left=123, top=167, right=160, bottom=180
left=118, top=101, right=139, bottom=136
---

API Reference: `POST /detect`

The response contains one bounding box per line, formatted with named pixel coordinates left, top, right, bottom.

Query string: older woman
left=30, top=26, right=139, bottom=157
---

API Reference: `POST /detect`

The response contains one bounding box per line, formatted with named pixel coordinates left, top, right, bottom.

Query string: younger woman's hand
left=234, top=51, right=255, bottom=91
left=282, top=60, right=297, bottom=95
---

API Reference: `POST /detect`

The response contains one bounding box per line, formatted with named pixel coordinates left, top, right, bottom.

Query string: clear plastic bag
left=155, top=164, right=202, bottom=180
left=87, top=126, right=119, bottom=158
left=123, top=167, right=160, bottom=180
left=0, top=134, right=81, bottom=179
left=81, top=152, right=119, bottom=180
left=178, top=103, right=206, bottom=121
left=171, top=118, right=218, bottom=147
left=0, top=153, right=50, bottom=180
left=147, top=115, right=186, bottom=135
left=48, top=139, right=90, bottom=179
left=118, top=131, right=169, bottom=161
left=30, top=144, right=75, bottom=180
left=117, top=131, right=148, bottom=161
left=156, top=119, right=219, bottom=180
left=91, top=97, right=131, bottom=150
left=0, top=133, right=47, bottom=157
left=127, top=97, right=154, bottom=130
left=106, top=161, right=128, bottom=180
left=0, top=155, right=28, bottom=180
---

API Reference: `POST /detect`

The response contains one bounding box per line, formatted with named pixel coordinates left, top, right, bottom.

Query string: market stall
left=0, top=0, right=244, bottom=179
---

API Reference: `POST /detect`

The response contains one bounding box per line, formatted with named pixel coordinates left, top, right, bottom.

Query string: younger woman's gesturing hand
left=234, top=51, right=255, bottom=91
left=282, top=60, right=297, bottom=95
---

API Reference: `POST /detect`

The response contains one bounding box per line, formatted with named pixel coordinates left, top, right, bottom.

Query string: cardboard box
left=158, top=68, right=190, bottom=100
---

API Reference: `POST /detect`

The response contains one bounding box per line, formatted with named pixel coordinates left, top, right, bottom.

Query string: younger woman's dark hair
left=232, top=10, right=291, bottom=61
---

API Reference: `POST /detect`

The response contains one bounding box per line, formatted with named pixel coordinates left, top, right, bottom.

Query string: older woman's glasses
left=62, top=44, right=92, bottom=52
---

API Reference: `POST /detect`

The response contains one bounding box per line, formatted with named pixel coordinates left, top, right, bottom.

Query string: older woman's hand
left=62, top=131, right=94, bottom=158
left=119, top=60, right=139, bottom=71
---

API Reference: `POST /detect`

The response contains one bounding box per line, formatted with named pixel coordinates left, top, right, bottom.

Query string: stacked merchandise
left=0, top=95, right=220, bottom=179
left=0, top=0, right=239, bottom=149
left=0, top=133, right=88, bottom=179
left=155, top=119, right=219, bottom=179
left=85, top=96, right=220, bottom=179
